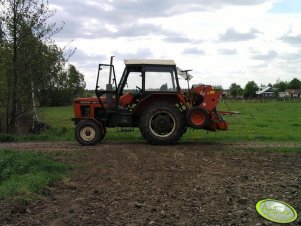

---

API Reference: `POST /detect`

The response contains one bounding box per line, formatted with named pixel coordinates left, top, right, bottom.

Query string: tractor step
left=117, top=127, right=134, bottom=132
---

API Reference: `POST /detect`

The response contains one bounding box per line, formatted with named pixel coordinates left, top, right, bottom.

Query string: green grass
left=20, top=101, right=301, bottom=142
left=38, top=106, right=74, bottom=129
left=0, top=149, right=70, bottom=203
left=213, top=101, right=301, bottom=142
left=20, top=106, right=74, bottom=141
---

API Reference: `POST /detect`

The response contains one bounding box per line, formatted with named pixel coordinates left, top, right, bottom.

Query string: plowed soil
left=0, top=141, right=301, bottom=226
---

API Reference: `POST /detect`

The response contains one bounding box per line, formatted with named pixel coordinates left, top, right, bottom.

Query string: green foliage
left=273, top=80, right=288, bottom=92
left=273, top=89, right=279, bottom=98
left=287, top=77, right=301, bottom=89
left=0, top=149, right=69, bottom=200
left=38, top=64, right=86, bottom=106
left=0, top=0, right=86, bottom=134
left=243, top=81, right=258, bottom=98
left=229, top=83, right=243, bottom=97
left=213, top=85, right=223, bottom=91
left=0, top=0, right=67, bottom=134
left=0, top=134, right=16, bottom=142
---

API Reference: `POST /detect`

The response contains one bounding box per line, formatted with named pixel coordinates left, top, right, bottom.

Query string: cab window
left=144, top=67, right=177, bottom=92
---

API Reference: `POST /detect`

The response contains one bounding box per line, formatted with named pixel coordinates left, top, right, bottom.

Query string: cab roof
left=124, top=59, right=176, bottom=66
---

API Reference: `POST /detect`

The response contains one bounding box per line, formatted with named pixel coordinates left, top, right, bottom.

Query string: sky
left=49, top=0, right=301, bottom=90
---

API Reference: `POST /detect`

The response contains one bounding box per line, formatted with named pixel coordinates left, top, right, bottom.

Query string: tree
left=213, top=85, right=223, bottom=91
left=287, top=78, right=301, bottom=89
left=273, top=80, right=287, bottom=92
left=244, top=81, right=258, bottom=98
left=37, top=64, right=86, bottom=107
left=54, top=64, right=86, bottom=106
left=0, top=0, right=64, bottom=134
left=273, top=89, right=279, bottom=98
left=229, top=83, right=243, bottom=98
left=66, top=64, right=86, bottom=98
left=0, top=21, right=10, bottom=133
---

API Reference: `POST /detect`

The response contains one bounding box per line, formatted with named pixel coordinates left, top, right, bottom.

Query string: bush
left=0, top=134, right=16, bottom=142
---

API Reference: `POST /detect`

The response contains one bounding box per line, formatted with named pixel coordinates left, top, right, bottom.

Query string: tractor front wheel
left=139, top=102, right=185, bottom=145
left=75, top=120, right=104, bottom=146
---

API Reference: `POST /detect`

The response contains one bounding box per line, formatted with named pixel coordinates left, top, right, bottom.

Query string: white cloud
left=219, top=28, right=262, bottom=42
left=50, top=0, right=301, bottom=89
left=279, top=32, right=301, bottom=46
left=182, top=48, right=206, bottom=55
left=218, top=48, right=238, bottom=55
left=251, top=50, right=278, bottom=60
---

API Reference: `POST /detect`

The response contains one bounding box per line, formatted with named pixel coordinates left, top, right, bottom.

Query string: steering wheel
left=136, top=86, right=143, bottom=94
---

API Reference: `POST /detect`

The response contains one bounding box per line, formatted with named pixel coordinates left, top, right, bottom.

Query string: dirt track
left=1, top=141, right=301, bottom=225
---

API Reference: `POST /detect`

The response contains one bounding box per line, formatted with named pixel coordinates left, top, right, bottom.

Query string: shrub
left=0, top=134, right=16, bottom=142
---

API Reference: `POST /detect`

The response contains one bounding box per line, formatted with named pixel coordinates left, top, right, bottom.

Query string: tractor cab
left=95, top=58, right=180, bottom=111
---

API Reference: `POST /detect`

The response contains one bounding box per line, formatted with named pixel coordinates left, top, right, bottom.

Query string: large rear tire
left=75, top=120, right=104, bottom=146
left=139, top=102, right=185, bottom=145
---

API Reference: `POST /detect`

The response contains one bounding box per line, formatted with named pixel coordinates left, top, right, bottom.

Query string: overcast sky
left=49, top=0, right=301, bottom=89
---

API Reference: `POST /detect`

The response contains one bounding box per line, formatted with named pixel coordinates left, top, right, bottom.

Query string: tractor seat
left=119, top=92, right=135, bottom=108
left=159, top=83, right=168, bottom=91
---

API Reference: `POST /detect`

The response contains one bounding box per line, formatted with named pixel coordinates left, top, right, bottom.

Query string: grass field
left=0, top=149, right=69, bottom=202
left=20, top=101, right=301, bottom=142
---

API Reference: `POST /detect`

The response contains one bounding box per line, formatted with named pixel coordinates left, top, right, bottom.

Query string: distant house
left=278, top=92, right=287, bottom=98
left=256, top=86, right=276, bottom=98
left=286, top=89, right=301, bottom=98
left=222, top=89, right=229, bottom=98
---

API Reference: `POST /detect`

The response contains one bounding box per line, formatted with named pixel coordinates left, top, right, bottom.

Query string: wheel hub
left=152, top=114, right=172, bottom=133
left=150, top=111, right=175, bottom=137
left=80, top=126, right=96, bottom=141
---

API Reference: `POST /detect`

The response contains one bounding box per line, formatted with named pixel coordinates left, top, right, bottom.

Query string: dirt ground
left=0, top=141, right=301, bottom=226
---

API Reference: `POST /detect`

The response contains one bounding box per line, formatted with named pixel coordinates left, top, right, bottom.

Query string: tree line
left=227, top=78, right=301, bottom=98
left=0, top=0, right=85, bottom=134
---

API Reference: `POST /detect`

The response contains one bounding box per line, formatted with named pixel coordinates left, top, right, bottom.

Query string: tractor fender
left=73, top=117, right=106, bottom=133
left=134, top=93, right=185, bottom=115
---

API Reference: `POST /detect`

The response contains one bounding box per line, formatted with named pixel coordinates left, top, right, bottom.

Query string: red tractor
left=73, top=57, right=229, bottom=145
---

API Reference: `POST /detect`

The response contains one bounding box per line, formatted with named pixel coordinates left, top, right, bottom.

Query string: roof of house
left=124, top=59, right=176, bottom=66
left=256, top=86, right=275, bottom=95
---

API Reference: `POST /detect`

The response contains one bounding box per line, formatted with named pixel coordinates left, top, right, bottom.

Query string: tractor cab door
left=118, top=66, right=144, bottom=108
left=119, top=71, right=143, bottom=107
left=95, top=63, right=118, bottom=109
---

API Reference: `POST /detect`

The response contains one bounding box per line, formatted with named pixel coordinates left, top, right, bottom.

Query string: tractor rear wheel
left=75, top=120, right=104, bottom=146
left=139, top=102, right=185, bottom=145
